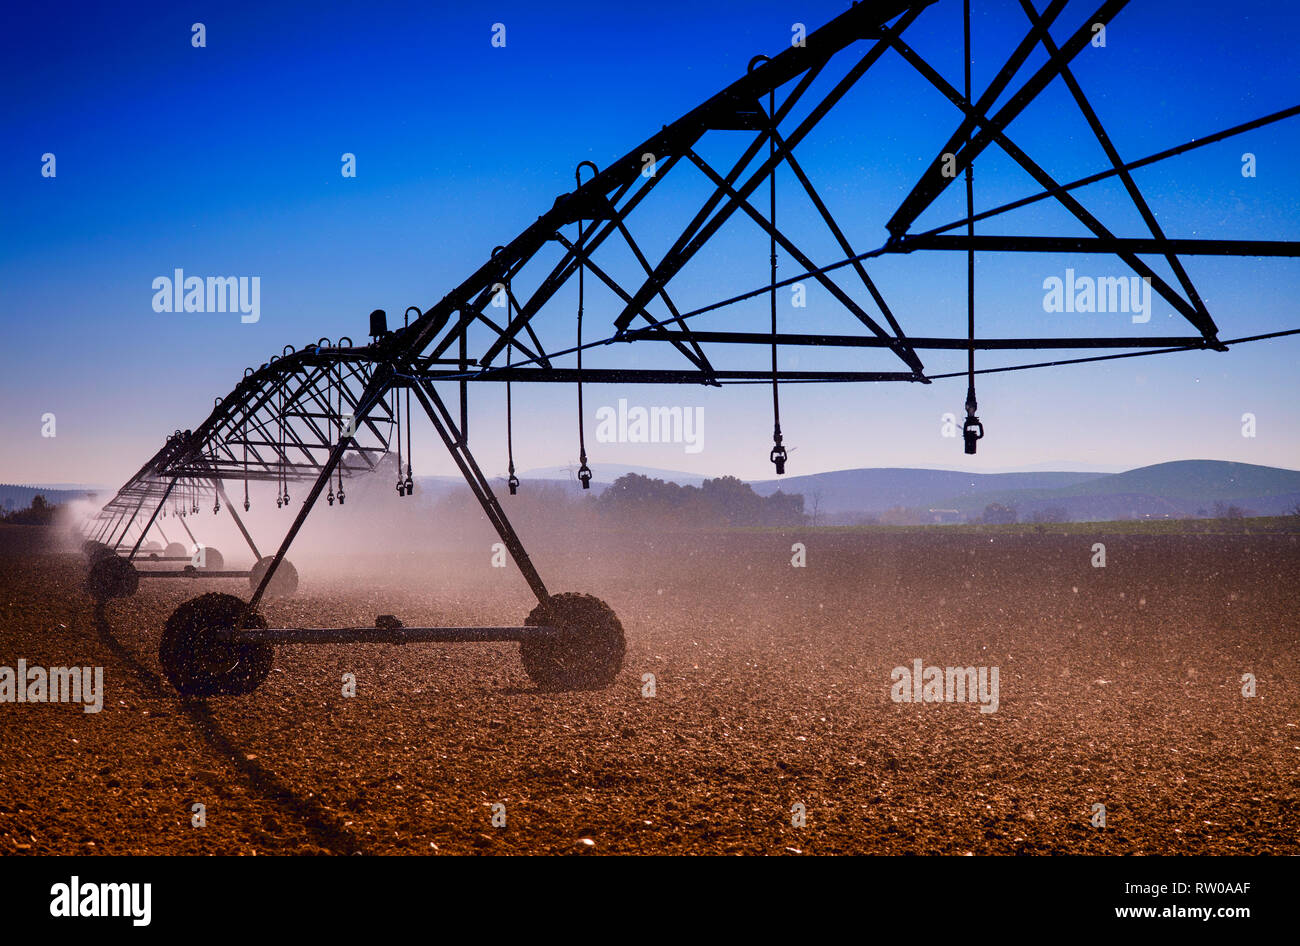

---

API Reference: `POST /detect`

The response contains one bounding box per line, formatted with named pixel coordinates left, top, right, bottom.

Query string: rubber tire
left=159, top=593, right=273, bottom=697
left=521, top=592, right=625, bottom=690
left=82, top=540, right=114, bottom=562
left=248, top=557, right=298, bottom=597
left=84, top=555, right=139, bottom=601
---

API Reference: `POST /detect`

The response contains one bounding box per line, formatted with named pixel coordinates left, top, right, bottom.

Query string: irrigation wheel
left=248, top=556, right=298, bottom=597
left=84, top=554, right=139, bottom=602
left=521, top=592, right=625, bottom=690
left=160, top=592, right=273, bottom=697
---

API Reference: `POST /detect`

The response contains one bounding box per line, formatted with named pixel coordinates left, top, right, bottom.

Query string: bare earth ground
left=0, top=523, right=1296, bottom=855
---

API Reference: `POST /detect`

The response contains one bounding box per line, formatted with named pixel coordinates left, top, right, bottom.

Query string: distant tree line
left=1, top=495, right=59, bottom=525
left=598, top=474, right=805, bottom=527
left=981, top=502, right=1018, bottom=524
left=1211, top=501, right=1247, bottom=519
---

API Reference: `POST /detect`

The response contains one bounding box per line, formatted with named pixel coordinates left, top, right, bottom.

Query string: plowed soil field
left=1, top=524, right=1296, bottom=854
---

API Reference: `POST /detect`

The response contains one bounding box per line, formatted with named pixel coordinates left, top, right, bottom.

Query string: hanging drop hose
left=394, top=385, right=404, bottom=495
left=336, top=356, right=346, bottom=505
left=506, top=371, right=518, bottom=494
left=505, top=281, right=519, bottom=495
left=962, top=0, right=984, bottom=457
left=276, top=384, right=285, bottom=507
left=402, top=309, right=417, bottom=498
left=281, top=400, right=290, bottom=505
left=317, top=339, right=334, bottom=507
left=490, top=247, right=520, bottom=496
left=761, top=64, right=787, bottom=476
left=242, top=408, right=250, bottom=512
left=282, top=347, right=294, bottom=504
left=575, top=161, right=597, bottom=490
left=404, top=378, right=413, bottom=496
left=506, top=339, right=519, bottom=495
left=326, top=368, right=335, bottom=506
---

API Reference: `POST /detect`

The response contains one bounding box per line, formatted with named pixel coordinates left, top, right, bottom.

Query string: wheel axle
left=212, top=624, right=559, bottom=645
left=158, top=590, right=624, bottom=697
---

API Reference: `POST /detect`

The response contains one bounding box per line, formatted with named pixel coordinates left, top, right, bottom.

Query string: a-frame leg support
left=127, top=478, right=178, bottom=561
left=216, top=480, right=262, bottom=560
left=241, top=369, right=550, bottom=614
left=410, top=379, right=550, bottom=606
left=244, top=373, right=393, bottom=612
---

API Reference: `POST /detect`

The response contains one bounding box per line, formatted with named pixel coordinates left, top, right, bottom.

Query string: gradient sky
left=2, top=0, right=1297, bottom=490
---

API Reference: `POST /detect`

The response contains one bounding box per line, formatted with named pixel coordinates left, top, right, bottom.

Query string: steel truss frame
left=83, top=0, right=1298, bottom=628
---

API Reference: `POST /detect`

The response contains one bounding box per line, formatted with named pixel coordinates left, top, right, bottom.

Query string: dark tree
left=598, top=473, right=804, bottom=527
left=2, top=495, right=59, bottom=526
left=983, top=502, right=1018, bottom=525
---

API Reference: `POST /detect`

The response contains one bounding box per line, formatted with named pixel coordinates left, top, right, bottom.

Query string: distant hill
left=365, top=460, right=1300, bottom=523
left=935, top=460, right=1300, bottom=521
left=14, top=461, right=1294, bottom=525
left=750, top=468, right=1106, bottom=515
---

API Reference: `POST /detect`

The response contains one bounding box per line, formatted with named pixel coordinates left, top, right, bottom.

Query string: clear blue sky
left=2, top=0, right=1297, bottom=487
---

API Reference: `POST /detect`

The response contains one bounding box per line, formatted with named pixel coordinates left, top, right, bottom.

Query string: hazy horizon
left=13, top=455, right=1300, bottom=496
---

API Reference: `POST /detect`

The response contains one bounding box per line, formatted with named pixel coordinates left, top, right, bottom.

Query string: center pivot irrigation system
left=81, top=0, right=1299, bottom=697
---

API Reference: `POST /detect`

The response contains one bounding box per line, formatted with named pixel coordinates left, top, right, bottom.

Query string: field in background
left=750, top=515, right=1300, bottom=536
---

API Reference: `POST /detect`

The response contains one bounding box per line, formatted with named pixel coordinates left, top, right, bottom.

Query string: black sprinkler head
left=963, top=415, right=985, bottom=455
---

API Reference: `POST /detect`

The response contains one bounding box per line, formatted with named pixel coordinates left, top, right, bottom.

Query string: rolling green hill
left=936, top=461, right=1300, bottom=520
